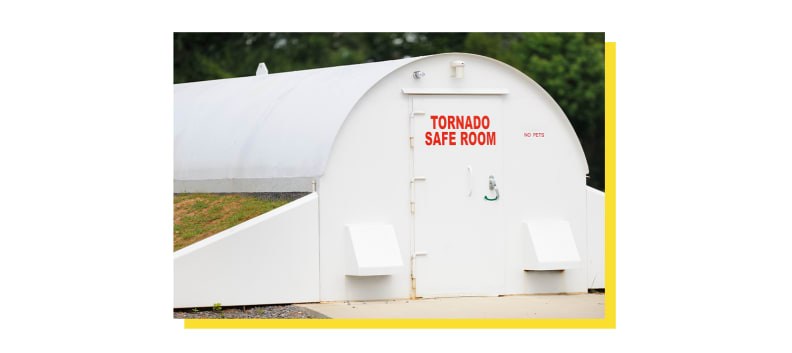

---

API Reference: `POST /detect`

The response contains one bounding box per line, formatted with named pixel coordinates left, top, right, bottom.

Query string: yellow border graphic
left=185, top=42, right=616, bottom=329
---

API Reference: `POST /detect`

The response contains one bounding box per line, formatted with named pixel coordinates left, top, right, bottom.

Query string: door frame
left=404, top=89, right=509, bottom=298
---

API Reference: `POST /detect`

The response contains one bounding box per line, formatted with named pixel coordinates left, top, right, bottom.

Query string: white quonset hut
left=174, top=53, right=605, bottom=308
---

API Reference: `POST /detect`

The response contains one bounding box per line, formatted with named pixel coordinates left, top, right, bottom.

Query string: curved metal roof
left=174, top=56, right=421, bottom=181
left=175, top=53, right=589, bottom=185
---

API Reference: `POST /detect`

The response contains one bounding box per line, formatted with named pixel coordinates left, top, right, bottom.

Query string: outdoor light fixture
left=450, top=60, right=465, bottom=78
left=413, top=70, right=425, bottom=79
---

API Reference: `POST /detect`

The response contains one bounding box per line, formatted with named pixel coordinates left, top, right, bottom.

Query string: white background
left=1, top=1, right=790, bottom=352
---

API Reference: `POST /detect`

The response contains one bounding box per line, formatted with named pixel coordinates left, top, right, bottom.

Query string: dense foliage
left=174, top=33, right=605, bottom=190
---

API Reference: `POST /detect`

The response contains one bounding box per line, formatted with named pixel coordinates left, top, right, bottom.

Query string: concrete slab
left=295, top=293, right=605, bottom=319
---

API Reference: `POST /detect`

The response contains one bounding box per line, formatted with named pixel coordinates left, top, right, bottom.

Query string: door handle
left=484, top=175, right=499, bottom=201
left=466, top=165, right=473, bottom=196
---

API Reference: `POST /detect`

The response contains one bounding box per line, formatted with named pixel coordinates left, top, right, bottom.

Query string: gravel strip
left=174, top=304, right=325, bottom=319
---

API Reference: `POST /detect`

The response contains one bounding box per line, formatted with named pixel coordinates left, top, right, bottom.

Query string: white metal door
left=411, top=95, right=505, bottom=297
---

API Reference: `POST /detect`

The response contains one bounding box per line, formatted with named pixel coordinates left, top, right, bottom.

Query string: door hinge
left=410, top=176, right=427, bottom=214
left=410, top=111, right=424, bottom=149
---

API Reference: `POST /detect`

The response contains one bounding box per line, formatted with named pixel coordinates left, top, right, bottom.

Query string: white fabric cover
left=174, top=57, right=420, bottom=180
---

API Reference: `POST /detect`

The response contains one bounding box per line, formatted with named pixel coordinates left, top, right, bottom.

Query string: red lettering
left=486, top=131, right=496, bottom=145
left=425, top=114, right=496, bottom=146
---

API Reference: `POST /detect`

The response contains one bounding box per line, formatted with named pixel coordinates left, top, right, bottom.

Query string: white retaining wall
left=586, top=186, right=605, bottom=289
left=173, top=193, right=320, bottom=308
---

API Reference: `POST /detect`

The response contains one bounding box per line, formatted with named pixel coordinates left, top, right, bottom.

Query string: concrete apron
left=295, top=293, right=605, bottom=319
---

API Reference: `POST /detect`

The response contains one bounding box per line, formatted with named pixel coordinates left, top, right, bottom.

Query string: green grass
left=173, top=194, right=292, bottom=251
